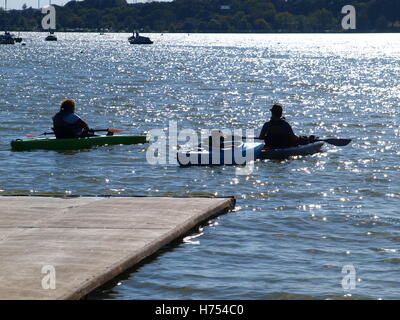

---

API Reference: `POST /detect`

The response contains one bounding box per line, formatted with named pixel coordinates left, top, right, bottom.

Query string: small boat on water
left=11, top=134, right=148, bottom=151
left=177, top=141, right=325, bottom=166
left=0, top=31, right=15, bottom=44
left=128, top=31, right=153, bottom=44
left=14, top=33, right=22, bottom=43
left=45, top=31, right=57, bottom=41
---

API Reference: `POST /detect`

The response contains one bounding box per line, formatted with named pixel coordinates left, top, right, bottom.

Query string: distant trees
left=254, top=18, right=272, bottom=31
left=1, top=0, right=399, bottom=32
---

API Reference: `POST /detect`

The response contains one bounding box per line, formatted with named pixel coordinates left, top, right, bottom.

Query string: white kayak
left=259, top=142, right=324, bottom=159
left=177, top=141, right=264, bottom=166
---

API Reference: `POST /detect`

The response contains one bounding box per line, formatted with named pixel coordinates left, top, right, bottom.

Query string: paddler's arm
left=286, top=122, right=303, bottom=144
left=258, top=122, right=269, bottom=141
left=75, top=119, right=90, bottom=131
left=65, top=113, right=90, bottom=131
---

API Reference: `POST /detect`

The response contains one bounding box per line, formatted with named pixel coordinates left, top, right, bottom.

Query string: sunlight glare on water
left=1, top=33, right=400, bottom=299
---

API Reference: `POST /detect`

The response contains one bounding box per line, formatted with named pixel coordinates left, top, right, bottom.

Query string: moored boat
left=128, top=31, right=153, bottom=44
left=0, top=32, right=15, bottom=44
left=13, top=32, right=22, bottom=42
left=45, top=31, right=57, bottom=41
left=11, top=134, right=148, bottom=151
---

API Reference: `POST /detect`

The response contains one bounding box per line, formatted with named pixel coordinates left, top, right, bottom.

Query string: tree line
left=0, top=0, right=399, bottom=32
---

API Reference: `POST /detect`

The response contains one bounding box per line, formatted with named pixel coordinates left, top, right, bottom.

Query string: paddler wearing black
left=52, top=99, right=94, bottom=139
left=259, top=103, right=315, bottom=148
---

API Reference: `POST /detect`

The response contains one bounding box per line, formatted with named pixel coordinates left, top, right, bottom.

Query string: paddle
left=242, top=136, right=352, bottom=147
left=93, top=129, right=124, bottom=133
left=314, top=138, right=352, bottom=146
left=26, top=132, right=54, bottom=138
left=26, top=128, right=124, bottom=138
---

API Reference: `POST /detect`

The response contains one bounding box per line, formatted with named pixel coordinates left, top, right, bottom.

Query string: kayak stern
left=260, top=142, right=324, bottom=160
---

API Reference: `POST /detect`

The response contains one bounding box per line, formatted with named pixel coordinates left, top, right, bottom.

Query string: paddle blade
left=92, top=128, right=124, bottom=133
left=26, top=133, right=42, bottom=138
left=26, top=132, right=54, bottom=138
left=321, top=138, right=352, bottom=146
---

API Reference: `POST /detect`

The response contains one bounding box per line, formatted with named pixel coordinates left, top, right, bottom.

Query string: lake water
left=1, top=33, right=400, bottom=299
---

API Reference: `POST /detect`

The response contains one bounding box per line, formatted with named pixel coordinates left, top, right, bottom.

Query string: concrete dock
left=0, top=196, right=235, bottom=300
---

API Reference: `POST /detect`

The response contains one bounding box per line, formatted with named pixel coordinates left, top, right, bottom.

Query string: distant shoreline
left=1, top=0, right=399, bottom=34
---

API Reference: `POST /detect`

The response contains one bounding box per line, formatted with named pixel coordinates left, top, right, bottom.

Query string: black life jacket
left=264, top=118, right=295, bottom=148
left=52, top=111, right=79, bottom=139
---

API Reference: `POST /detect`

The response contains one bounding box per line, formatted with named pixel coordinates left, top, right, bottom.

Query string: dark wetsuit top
left=259, top=117, right=297, bottom=148
left=52, top=111, right=84, bottom=139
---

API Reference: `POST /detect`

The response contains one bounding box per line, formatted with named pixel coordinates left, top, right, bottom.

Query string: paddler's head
left=270, top=103, right=283, bottom=118
left=60, top=99, right=76, bottom=113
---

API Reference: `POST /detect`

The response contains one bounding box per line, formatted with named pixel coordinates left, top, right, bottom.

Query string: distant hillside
left=0, top=0, right=399, bottom=32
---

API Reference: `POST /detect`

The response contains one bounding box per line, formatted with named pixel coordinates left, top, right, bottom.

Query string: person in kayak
left=259, top=103, right=313, bottom=148
left=52, top=99, right=93, bottom=139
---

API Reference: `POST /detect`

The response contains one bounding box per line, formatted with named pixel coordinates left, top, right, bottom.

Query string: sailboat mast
left=4, top=0, right=7, bottom=33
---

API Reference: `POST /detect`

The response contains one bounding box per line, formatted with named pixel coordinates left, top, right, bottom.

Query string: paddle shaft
left=242, top=136, right=351, bottom=147
left=91, top=129, right=123, bottom=133
left=26, top=129, right=123, bottom=138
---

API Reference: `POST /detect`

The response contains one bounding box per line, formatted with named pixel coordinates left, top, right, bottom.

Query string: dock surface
left=0, top=196, right=235, bottom=300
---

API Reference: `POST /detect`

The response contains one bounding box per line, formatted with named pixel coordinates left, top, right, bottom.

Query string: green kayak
left=11, top=134, right=148, bottom=151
